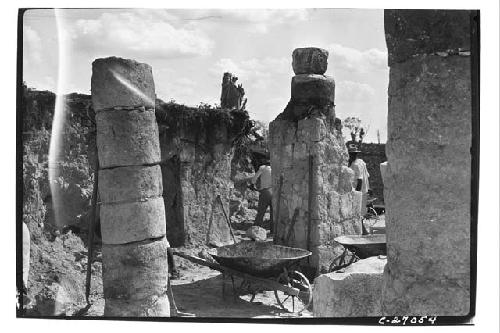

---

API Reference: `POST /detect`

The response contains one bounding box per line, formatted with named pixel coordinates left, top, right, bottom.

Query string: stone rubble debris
left=245, top=226, right=267, bottom=242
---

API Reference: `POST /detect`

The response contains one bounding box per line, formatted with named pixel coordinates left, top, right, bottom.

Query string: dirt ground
left=69, top=254, right=312, bottom=318
left=23, top=203, right=316, bottom=318
left=166, top=257, right=311, bottom=318
left=22, top=215, right=387, bottom=318
left=22, top=213, right=387, bottom=319
left=22, top=218, right=307, bottom=318
left=79, top=231, right=312, bottom=318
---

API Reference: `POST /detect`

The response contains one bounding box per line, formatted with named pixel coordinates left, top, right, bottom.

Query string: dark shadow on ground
left=171, top=274, right=289, bottom=318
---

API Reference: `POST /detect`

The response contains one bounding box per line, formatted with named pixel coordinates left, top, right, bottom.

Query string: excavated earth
left=21, top=87, right=311, bottom=318
left=23, top=224, right=312, bottom=318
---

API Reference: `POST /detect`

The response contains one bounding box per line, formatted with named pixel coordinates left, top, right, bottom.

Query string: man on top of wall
left=251, top=159, right=273, bottom=233
left=347, top=142, right=370, bottom=215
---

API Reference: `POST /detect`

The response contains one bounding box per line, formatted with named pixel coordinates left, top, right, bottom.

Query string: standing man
left=251, top=159, right=273, bottom=232
left=347, top=143, right=370, bottom=215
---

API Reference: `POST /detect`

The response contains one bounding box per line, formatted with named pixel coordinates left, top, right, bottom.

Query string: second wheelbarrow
left=173, top=241, right=313, bottom=313
left=329, top=234, right=387, bottom=272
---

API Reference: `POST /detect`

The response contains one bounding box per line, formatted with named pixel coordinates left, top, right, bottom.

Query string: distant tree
left=343, top=116, right=369, bottom=143
left=197, top=102, right=214, bottom=110
left=253, top=120, right=269, bottom=142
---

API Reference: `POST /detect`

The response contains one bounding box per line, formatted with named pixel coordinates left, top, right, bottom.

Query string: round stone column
left=91, top=57, right=169, bottom=317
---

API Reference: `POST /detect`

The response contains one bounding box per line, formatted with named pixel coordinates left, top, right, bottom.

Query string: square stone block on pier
left=292, top=47, right=329, bottom=75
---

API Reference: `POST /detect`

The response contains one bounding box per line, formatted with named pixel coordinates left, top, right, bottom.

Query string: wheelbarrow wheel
left=274, top=270, right=312, bottom=314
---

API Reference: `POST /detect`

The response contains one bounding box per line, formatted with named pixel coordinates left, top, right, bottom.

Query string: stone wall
left=20, top=85, right=250, bottom=314
left=359, top=143, right=387, bottom=204
left=270, top=48, right=362, bottom=276
left=21, top=85, right=250, bottom=249
left=381, top=10, right=473, bottom=315
left=22, top=88, right=95, bottom=233
left=155, top=101, right=250, bottom=247
left=21, top=88, right=102, bottom=315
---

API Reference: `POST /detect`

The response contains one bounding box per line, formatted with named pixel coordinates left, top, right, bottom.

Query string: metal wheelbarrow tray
left=173, top=241, right=313, bottom=313
left=334, top=234, right=386, bottom=259
left=208, top=241, right=311, bottom=278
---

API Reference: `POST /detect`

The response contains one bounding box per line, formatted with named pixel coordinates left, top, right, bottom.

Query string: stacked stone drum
left=91, top=57, right=170, bottom=316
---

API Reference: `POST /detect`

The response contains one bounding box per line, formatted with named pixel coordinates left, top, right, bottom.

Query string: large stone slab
left=102, top=238, right=169, bottom=301
left=96, top=109, right=161, bottom=168
left=99, top=165, right=163, bottom=203
left=100, top=197, right=166, bottom=244
left=292, top=47, right=329, bottom=75
left=291, top=74, right=335, bottom=107
left=313, top=256, right=387, bottom=317
left=91, top=57, right=156, bottom=111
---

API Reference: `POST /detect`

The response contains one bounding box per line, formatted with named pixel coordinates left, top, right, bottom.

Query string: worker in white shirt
left=347, top=143, right=370, bottom=215
left=251, top=159, right=273, bottom=232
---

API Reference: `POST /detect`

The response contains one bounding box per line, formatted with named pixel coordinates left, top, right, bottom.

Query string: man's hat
left=347, top=142, right=361, bottom=153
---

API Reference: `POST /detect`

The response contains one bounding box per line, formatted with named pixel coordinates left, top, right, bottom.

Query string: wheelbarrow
left=329, top=234, right=387, bottom=272
left=173, top=241, right=313, bottom=314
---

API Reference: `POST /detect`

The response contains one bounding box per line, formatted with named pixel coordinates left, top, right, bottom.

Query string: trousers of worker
left=255, top=188, right=273, bottom=230
left=361, top=191, right=368, bottom=216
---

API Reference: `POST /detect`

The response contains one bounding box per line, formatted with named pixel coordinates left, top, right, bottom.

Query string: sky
left=23, top=8, right=389, bottom=143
